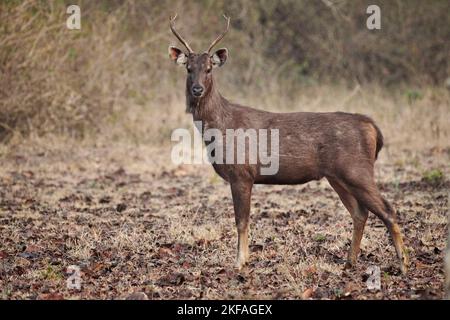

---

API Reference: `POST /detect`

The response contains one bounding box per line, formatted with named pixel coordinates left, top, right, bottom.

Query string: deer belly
left=254, top=162, right=322, bottom=185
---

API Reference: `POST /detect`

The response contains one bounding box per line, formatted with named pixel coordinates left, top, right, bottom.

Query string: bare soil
left=0, top=142, right=448, bottom=300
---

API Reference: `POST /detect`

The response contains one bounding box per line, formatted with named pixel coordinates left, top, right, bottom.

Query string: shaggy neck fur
left=186, top=76, right=230, bottom=131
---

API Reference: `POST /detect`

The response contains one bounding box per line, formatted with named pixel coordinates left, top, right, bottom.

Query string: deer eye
left=206, top=67, right=212, bottom=73
left=187, top=67, right=192, bottom=73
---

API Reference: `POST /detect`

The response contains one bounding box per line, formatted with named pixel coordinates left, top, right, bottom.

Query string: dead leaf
left=158, top=247, right=173, bottom=258
left=216, top=268, right=227, bottom=275
left=249, top=244, right=264, bottom=252
left=116, top=203, right=127, bottom=212
left=415, top=261, right=432, bottom=270
left=92, top=263, right=105, bottom=273
left=156, top=273, right=185, bottom=286
left=344, top=282, right=359, bottom=296
left=99, top=196, right=112, bottom=204
left=302, top=265, right=317, bottom=277
left=16, top=257, right=31, bottom=267
left=302, top=288, right=314, bottom=299
left=38, top=293, right=64, bottom=300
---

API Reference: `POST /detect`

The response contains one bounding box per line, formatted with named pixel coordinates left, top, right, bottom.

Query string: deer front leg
left=230, top=180, right=253, bottom=270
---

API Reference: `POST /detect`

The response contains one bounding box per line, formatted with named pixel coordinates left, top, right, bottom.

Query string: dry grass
left=1, top=0, right=449, bottom=143
left=0, top=139, right=448, bottom=299
left=3, top=83, right=449, bottom=154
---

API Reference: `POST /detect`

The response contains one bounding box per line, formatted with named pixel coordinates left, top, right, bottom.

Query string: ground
left=0, top=140, right=448, bottom=300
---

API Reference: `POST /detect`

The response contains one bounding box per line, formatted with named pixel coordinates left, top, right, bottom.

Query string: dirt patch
left=0, top=143, right=448, bottom=299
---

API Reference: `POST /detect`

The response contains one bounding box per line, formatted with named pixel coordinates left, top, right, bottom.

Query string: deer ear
left=211, top=48, right=228, bottom=68
left=169, top=46, right=187, bottom=66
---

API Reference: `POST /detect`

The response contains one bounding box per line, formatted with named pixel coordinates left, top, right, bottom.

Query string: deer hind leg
left=328, top=178, right=369, bottom=268
left=230, top=180, right=252, bottom=270
left=343, top=173, right=409, bottom=274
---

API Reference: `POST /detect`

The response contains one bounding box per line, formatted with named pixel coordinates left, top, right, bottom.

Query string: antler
left=207, top=14, right=230, bottom=53
left=169, top=14, right=194, bottom=53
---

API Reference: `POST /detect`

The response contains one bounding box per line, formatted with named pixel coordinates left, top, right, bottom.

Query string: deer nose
left=192, top=85, right=204, bottom=97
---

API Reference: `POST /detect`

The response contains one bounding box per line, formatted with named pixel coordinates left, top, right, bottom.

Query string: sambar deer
left=168, top=15, right=409, bottom=273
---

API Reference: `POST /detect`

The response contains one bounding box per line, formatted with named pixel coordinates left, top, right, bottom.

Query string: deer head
left=168, top=14, right=229, bottom=99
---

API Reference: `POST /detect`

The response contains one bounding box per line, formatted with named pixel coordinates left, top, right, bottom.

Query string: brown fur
left=169, top=38, right=408, bottom=273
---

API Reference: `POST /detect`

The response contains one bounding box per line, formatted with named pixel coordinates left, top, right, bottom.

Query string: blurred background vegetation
left=0, top=0, right=449, bottom=145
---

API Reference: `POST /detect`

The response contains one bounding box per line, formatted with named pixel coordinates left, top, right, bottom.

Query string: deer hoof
left=400, top=264, right=408, bottom=275
left=400, top=250, right=409, bottom=274
left=234, top=259, right=246, bottom=270
left=400, top=258, right=409, bottom=274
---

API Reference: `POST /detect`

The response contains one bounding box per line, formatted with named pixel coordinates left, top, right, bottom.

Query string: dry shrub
left=0, top=0, right=449, bottom=144
left=0, top=0, right=173, bottom=142
left=255, top=0, right=450, bottom=85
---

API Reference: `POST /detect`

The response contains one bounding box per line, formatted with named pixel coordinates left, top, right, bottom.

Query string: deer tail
left=373, top=123, right=384, bottom=160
